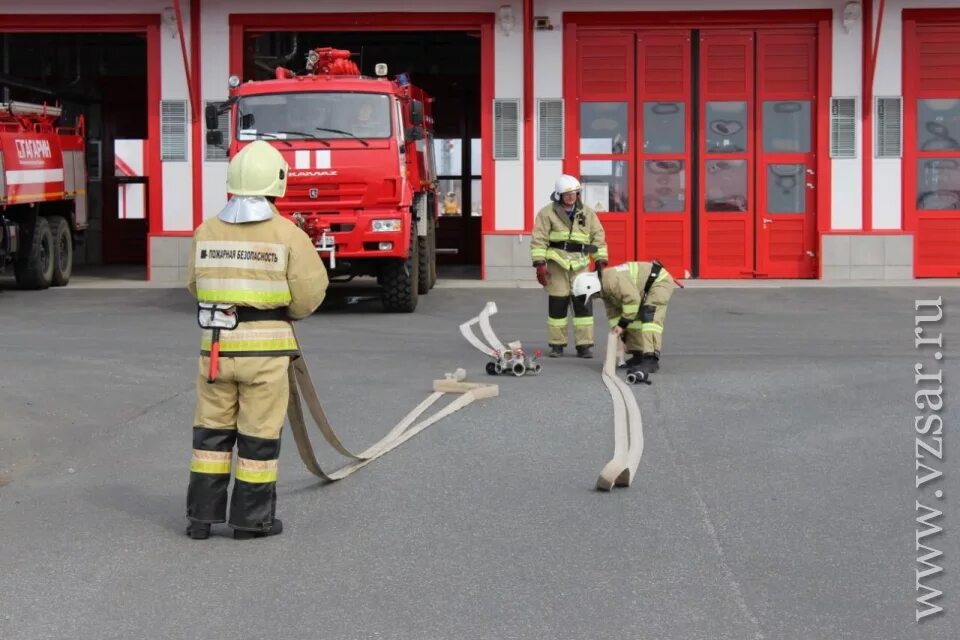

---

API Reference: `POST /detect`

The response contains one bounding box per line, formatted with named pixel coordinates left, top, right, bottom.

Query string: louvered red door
left=636, top=32, right=692, bottom=278
left=755, top=31, right=818, bottom=278
left=904, top=22, right=960, bottom=277
left=698, top=31, right=756, bottom=277
left=569, top=32, right=636, bottom=266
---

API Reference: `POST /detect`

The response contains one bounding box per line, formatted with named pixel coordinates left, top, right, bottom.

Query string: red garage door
left=569, top=25, right=818, bottom=278
left=904, top=20, right=960, bottom=277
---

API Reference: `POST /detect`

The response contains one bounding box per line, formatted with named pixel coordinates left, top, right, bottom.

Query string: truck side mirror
left=206, top=130, right=224, bottom=147
left=405, top=126, right=424, bottom=143
left=410, top=99, right=424, bottom=126
left=205, top=103, right=220, bottom=131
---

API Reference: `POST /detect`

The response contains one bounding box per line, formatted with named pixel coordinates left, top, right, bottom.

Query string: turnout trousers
left=545, top=260, right=594, bottom=347
left=186, top=355, right=289, bottom=533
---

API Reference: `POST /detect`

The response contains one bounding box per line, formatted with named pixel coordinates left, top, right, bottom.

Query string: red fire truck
left=207, top=47, right=439, bottom=312
left=0, top=100, right=87, bottom=289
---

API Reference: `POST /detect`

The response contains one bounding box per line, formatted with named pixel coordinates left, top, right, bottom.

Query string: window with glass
left=580, top=102, right=628, bottom=154
left=433, top=138, right=482, bottom=217
left=917, top=158, right=960, bottom=210
left=763, top=101, right=811, bottom=153
left=917, top=99, right=960, bottom=152
left=643, top=160, right=685, bottom=212
left=705, top=160, right=748, bottom=212
left=767, top=164, right=806, bottom=214
left=643, top=102, right=685, bottom=153
left=236, top=92, right=392, bottom=140
left=580, top=160, right=629, bottom=212
left=705, top=102, right=748, bottom=153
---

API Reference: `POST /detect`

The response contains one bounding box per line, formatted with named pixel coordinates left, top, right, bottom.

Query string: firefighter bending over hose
left=185, top=140, right=329, bottom=540
left=530, top=174, right=608, bottom=358
left=573, top=261, right=678, bottom=377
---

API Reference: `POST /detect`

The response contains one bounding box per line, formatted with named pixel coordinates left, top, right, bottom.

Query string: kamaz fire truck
left=207, top=47, right=440, bottom=313
left=0, top=101, right=87, bottom=289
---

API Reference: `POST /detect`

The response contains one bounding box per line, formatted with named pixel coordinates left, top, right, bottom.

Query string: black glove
left=617, top=316, right=632, bottom=330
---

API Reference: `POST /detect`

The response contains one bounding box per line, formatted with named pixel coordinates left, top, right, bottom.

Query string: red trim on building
left=862, top=0, right=874, bottom=232
left=523, top=0, right=534, bottom=233
left=190, top=0, right=203, bottom=229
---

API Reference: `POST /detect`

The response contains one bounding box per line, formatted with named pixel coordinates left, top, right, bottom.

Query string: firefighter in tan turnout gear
left=184, top=140, right=328, bottom=540
left=575, top=261, right=677, bottom=376
left=530, top=174, right=608, bottom=358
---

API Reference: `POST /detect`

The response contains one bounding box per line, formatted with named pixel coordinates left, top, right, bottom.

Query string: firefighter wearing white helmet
left=530, top=174, right=608, bottom=358
left=596, top=261, right=678, bottom=376
left=184, top=140, right=329, bottom=541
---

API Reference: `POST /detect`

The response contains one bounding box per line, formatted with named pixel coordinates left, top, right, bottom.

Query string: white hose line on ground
left=286, top=328, right=499, bottom=482
left=477, top=301, right=509, bottom=354
left=459, top=301, right=499, bottom=357
left=596, top=336, right=645, bottom=490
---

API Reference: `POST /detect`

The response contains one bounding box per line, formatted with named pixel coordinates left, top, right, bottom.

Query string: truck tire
left=48, top=216, right=73, bottom=286
left=14, top=216, right=54, bottom=290
left=417, top=211, right=435, bottom=294
left=381, top=224, right=420, bottom=313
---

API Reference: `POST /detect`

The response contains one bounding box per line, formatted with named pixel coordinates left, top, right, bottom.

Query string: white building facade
left=4, top=1, right=958, bottom=280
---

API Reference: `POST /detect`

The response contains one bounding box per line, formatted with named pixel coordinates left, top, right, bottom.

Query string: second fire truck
left=0, top=100, right=87, bottom=289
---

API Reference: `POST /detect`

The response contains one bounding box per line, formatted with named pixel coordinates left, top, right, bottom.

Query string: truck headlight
left=372, top=219, right=402, bottom=232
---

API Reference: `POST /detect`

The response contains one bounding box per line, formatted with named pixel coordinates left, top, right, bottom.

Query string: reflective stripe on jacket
left=187, top=207, right=329, bottom=357
left=530, top=201, right=607, bottom=271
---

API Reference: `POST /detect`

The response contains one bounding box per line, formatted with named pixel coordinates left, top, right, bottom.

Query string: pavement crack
left=654, top=390, right=766, bottom=640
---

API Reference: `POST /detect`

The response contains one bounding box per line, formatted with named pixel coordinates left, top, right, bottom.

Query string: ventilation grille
left=494, top=99, right=520, bottom=160
left=537, top=99, right=564, bottom=160
left=161, top=100, right=188, bottom=161
left=875, top=96, right=902, bottom=159
left=205, top=100, right=231, bottom=161
left=830, top=97, right=857, bottom=159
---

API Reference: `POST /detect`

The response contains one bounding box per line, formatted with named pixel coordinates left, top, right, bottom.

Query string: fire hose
left=596, top=335, right=645, bottom=490
left=285, top=326, right=498, bottom=481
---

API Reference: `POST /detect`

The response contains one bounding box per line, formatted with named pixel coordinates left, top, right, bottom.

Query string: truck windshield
left=236, top=92, right=392, bottom=141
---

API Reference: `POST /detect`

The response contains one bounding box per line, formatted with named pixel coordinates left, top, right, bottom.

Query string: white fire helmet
left=552, top=174, right=582, bottom=201
left=572, top=271, right=601, bottom=303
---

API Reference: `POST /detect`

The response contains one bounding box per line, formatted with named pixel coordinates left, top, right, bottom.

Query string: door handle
left=806, top=168, right=815, bottom=175
left=807, top=182, right=816, bottom=190
left=762, top=217, right=773, bottom=226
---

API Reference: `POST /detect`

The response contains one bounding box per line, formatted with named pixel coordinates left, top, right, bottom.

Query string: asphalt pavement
left=1, top=281, right=959, bottom=640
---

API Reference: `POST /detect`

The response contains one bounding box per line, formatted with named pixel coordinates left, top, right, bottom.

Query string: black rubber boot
left=548, top=345, right=564, bottom=358
left=576, top=345, right=594, bottom=359
left=234, top=518, right=283, bottom=540
left=186, top=521, right=211, bottom=540
left=639, top=353, right=660, bottom=374
left=624, top=351, right=643, bottom=368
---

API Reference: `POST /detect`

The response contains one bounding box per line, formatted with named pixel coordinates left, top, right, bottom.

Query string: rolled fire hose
left=286, top=326, right=498, bottom=482
left=596, top=335, right=645, bottom=490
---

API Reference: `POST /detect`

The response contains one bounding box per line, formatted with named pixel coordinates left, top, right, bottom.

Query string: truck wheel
left=48, top=216, right=73, bottom=286
left=14, top=216, right=54, bottom=290
left=381, top=224, right=420, bottom=313
left=417, top=212, right=434, bottom=294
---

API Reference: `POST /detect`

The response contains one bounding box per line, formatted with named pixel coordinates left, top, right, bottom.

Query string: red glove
left=535, top=263, right=548, bottom=287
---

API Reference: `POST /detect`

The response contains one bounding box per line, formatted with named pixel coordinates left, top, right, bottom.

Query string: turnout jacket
left=187, top=207, right=328, bottom=356
left=600, top=261, right=674, bottom=328
left=529, top=201, right=607, bottom=271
